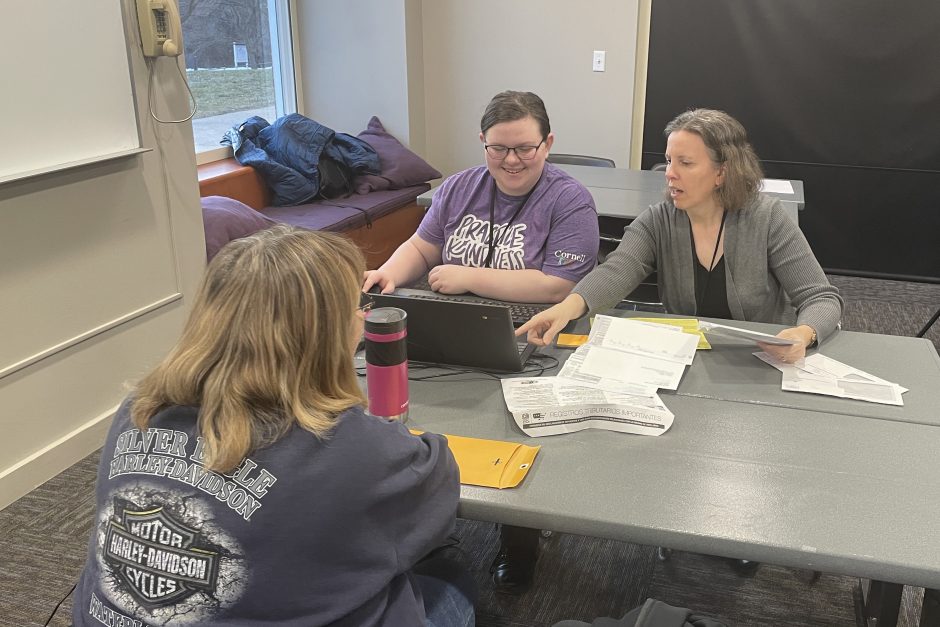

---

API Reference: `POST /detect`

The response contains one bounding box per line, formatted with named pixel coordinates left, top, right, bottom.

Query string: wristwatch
left=808, top=327, right=818, bottom=348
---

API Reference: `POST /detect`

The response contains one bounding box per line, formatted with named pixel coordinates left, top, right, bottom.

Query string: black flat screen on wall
left=642, top=0, right=940, bottom=280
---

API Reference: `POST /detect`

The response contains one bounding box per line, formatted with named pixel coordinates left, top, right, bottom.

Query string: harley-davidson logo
left=105, top=506, right=219, bottom=607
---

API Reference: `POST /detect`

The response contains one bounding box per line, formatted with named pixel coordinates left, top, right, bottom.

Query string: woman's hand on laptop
left=362, top=269, right=397, bottom=294
left=516, top=294, right=588, bottom=346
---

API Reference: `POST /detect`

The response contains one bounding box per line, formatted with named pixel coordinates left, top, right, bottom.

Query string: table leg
left=862, top=580, right=902, bottom=627
left=916, top=306, right=940, bottom=338
left=921, top=588, right=940, bottom=627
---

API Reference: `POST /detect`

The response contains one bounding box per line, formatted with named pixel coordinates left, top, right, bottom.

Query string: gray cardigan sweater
left=574, top=194, right=843, bottom=342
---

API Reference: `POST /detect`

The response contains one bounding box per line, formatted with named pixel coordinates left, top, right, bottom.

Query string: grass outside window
left=187, top=67, right=275, bottom=119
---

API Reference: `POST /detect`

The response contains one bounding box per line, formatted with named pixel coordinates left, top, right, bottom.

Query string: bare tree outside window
left=179, top=0, right=294, bottom=154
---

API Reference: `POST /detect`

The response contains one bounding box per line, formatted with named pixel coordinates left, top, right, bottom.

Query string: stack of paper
left=754, top=351, right=907, bottom=406
left=501, top=316, right=700, bottom=437
left=632, top=317, right=711, bottom=349
left=556, top=316, right=699, bottom=395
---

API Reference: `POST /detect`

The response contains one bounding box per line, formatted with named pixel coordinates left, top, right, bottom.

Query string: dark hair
left=480, top=91, right=551, bottom=140
left=664, top=109, right=764, bottom=211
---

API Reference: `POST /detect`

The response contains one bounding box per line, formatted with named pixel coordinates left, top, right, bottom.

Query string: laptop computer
left=361, top=288, right=539, bottom=372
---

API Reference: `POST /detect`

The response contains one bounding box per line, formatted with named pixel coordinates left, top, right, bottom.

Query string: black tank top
left=694, top=256, right=732, bottom=319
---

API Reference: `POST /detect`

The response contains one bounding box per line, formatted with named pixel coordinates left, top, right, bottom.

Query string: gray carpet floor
left=2, top=274, right=938, bottom=626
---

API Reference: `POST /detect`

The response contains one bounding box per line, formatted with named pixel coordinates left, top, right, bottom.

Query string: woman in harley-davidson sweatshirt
left=73, top=225, right=475, bottom=627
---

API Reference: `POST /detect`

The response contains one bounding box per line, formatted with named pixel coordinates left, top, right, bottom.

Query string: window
left=179, top=0, right=297, bottom=161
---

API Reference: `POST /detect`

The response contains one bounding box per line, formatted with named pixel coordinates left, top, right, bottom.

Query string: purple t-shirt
left=416, top=163, right=599, bottom=283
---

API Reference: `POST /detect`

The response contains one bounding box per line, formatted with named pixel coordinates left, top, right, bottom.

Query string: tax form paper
left=557, top=316, right=699, bottom=395
left=501, top=377, right=674, bottom=437
left=501, top=316, right=701, bottom=437
left=754, top=351, right=907, bottom=405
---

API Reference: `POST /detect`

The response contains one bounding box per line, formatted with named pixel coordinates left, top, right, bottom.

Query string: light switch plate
left=593, top=50, right=606, bottom=72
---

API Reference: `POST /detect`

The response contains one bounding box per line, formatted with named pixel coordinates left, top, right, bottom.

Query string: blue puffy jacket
left=223, top=114, right=381, bottom=206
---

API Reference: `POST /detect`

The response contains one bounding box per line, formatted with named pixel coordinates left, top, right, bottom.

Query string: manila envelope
left=412, top=430, right=540, bottom=489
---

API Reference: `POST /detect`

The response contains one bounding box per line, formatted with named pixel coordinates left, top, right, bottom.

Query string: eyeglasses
left=484, top=140, right=544, bottom=161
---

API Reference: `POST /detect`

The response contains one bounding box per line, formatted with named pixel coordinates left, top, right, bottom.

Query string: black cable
left=355, top=353, right=559, bottom=381
left=44, top=583, right=76, bottom=626
left=410, top=369, right=497, bottom=382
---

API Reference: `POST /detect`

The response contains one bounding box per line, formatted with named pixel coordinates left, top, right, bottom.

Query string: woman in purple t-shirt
left=363, top=91, right=599, bottom=304
left=363, top=91, right=599, bottom=594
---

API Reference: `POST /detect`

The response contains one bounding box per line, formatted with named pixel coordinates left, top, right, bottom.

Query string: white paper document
left=759, top=178, right=795, bottom=194
left=754, top=351, right=905, bottom=405
left=556, top=347, right=663, bottom=396
left=556, top=315, right=696, bottom=394
left=501, top=377, right=674, bottom=437
left=578, top=345, right=687, bottom=391
left=699, top=321, right=797, bottom=346
left=591, top=316, right=698, bottom=365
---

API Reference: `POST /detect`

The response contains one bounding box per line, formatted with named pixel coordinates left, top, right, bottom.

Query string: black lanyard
left=692, top=209, right=727, bottom=314
left=484, top=175, right=538, bottom=268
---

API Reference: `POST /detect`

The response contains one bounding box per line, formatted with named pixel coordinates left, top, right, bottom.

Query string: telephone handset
left=137, top=0, right=183, bottom=57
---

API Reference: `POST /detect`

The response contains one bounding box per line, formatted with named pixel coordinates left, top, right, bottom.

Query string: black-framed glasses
left=484, top=140, right=544, bottom=161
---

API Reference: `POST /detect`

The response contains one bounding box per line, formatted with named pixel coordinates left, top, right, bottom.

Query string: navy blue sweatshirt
left=73, top=400, right=459, bottom=626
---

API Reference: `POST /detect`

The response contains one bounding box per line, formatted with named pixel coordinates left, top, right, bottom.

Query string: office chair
left=609, top=163, right=666, bottom=311
left=598, top=229, right=663, bottom=312
left=551, top=154, right=663, bottom=312
left=917, top=306, right=940, bottom=338
left=547, top=153, right=616, bottom=168
left=594, top=162, right=665, bottom=312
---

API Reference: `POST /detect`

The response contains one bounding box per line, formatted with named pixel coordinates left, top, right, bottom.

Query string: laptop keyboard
left=401, top=292, right=550, bottom=327
left=505, top=303, right=551, bottom=327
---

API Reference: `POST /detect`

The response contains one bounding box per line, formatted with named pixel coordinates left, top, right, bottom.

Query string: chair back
left=547, top=153, right=616, bottom=168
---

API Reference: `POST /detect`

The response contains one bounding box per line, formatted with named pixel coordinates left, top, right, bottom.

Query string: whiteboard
left=1, top=1, right=142, bottom=183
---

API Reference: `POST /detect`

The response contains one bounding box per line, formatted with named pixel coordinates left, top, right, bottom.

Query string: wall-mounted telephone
left=136, top=0, right=183, bottom=57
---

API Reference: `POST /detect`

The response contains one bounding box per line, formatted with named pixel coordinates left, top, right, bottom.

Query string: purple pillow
left=201, top=196, right=277, bottom=261
left=353, top=116, right=441, bottom=194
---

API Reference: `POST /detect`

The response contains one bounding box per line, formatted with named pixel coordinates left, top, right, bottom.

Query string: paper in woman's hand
left=698, top=321, right=798, bottom=346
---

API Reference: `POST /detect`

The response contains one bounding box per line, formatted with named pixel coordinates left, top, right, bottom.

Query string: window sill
left=195, top=146, right=233, bottom=166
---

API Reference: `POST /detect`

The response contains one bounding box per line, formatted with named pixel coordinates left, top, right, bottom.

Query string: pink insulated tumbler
left=364, top=307, right=409, bottom=422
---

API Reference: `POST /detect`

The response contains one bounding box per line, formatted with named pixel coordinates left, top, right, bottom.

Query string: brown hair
left=131, top=225, right=366, bottom=472
left=481, top=91, right=551, bottom=140
left=665, top=109, right=764, bottom=211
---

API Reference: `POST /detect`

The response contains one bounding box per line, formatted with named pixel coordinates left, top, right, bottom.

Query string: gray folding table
left=372, top=311, right=940, bottom=626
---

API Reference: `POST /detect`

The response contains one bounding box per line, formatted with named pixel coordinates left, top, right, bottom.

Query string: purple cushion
left=353, top=116, right=441, bottom=194
left=264, top=184, right=430, bottom=232
left=201, top=196, right=276, bottom=261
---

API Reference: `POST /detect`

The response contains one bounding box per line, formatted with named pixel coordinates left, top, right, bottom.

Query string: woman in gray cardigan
left=518, top=109, right=843, bottom=363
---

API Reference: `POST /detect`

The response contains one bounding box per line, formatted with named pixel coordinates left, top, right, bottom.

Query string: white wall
left=421, top=1, right=640, bottom=177
left=294, top=0, right=420, bottom=144
left=0, top=1, right=205, bottom=509
left=292, top=1, right=642, bottom=177
left=0, top=1, right=649, bottom=508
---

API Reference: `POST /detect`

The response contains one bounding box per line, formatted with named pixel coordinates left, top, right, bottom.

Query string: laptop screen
left=361, top=290, right=536, bottom=372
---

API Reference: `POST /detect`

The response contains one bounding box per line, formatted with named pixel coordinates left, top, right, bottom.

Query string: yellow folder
left=565, top=317, right=711, bottom=349
left=631, top=317, right=712, bottom=349
left=412, top=430, right=540, bottom=489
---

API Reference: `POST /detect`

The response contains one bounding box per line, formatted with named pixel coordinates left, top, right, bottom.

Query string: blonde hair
left=131, top=225, right=367, bottom=472
left=665, top=108, right=764, bottom=211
